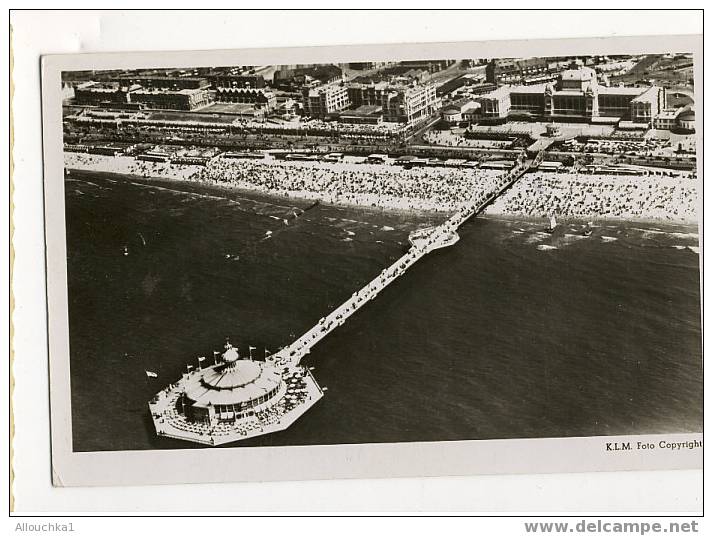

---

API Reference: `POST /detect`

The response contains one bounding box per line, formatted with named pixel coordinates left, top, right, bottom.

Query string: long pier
left=269, top=153, right=538, bottom=369
left=151, top=153, right=539, bottom=445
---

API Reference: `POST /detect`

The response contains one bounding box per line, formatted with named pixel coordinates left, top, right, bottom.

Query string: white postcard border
left=41, top=34, right=703, bottom=487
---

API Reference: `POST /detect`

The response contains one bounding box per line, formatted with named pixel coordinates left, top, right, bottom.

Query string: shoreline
left=64, top=152, right=699, bottom=226
left=64, top=153, right=465, bottom=217
left=481, top=212, right=699, bottom=229
left=66, top=167, right=450, bottom=224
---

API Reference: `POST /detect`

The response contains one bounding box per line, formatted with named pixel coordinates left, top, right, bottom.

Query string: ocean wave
left=563, top=233, right=588, bottom=241
left=631, top=227, right=699, bottom=240
left=525, top=231, right=551, bottom=244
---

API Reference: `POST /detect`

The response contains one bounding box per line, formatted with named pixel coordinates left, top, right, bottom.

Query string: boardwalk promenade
left=269, top=155, right=536, bottom=369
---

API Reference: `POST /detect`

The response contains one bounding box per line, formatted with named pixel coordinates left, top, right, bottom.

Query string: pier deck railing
left=271, top=157, right=535, bottom=368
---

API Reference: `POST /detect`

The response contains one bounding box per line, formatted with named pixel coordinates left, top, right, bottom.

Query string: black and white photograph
left=35, top=29, right=703, bottom=489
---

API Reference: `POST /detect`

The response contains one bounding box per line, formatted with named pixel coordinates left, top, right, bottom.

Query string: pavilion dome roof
left=678, top=109, right=695, bottom=121
left=184, top=359, right=283, bottom=408
left=223, top=346, right=240, bottom=363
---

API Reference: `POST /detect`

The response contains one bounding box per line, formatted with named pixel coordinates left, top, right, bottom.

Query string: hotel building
left=130, top=87, right=213, bottom=111
left=302, top=84, right=351, bottom=119
left=347, top=82, right=439, bottom=124
left=475, top=64, right=664, bottom=126
left=73, top=81, right=140, bottom=106
left=215, top=87, right=277, bottom=110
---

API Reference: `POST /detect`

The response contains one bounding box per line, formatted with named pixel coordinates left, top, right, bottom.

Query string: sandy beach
left=64, top=152, right=503, bottom=213
left=486, top=172, right=698, bottom=223
left=64, top=152, right=699, bottom=222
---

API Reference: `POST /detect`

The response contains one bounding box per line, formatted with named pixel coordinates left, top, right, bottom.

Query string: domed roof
left=223, top=346, right=240, bottom=363
left=183, top=359, right=283, bottom=407
left=202, top=359, right=262, bottom=389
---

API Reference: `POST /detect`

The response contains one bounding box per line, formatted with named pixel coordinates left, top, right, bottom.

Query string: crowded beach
left=64, top=151, right=698, bottom=222
left=487, top=172, right=698, bottom=222
left=64, top=152, right=504, bottom=213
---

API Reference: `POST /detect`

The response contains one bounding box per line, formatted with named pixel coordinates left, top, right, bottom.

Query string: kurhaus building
left=476, top=64, right=664, bottom=126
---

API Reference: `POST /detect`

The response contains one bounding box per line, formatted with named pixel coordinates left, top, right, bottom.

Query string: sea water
left=64, top=171, right=703, bottom=451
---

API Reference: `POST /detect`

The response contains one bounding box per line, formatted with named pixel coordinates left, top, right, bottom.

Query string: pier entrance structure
left=151, top=153, right=539, bottom=445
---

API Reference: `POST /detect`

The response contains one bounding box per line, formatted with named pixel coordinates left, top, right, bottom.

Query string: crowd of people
left=69, top=111, right=409, bottom=140
left=65, top=150, right=698, bottom=222
left=195, top=156, right=505, bottom=212
left=557, top=135, right=698, bottom=160
left=423, top=130, right=511, bottom=149
left=488, top=172, right=698, bottom=222
left=240, top=116, right=406, bottom=137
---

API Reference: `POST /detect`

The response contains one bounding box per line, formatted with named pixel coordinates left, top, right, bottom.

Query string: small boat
left=545, top=215, right=557, bottom=234
left=581, top=221, right=594, bottom=237
left=145, top=370, right=158, bottom=378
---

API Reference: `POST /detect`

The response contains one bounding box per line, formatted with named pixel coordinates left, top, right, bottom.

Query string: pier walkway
left=269, top=153, right=539, bottom=369
left=150, top=152, right=541, bottom=445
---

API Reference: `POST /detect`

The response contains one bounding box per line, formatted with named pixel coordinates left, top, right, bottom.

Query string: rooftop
left=340, top=104, right=383, bottom=117
left=631, top=86, right=661, bottom=103
left=560, top=66, right=596, bottom=82
left=599, top=86, right=650, bottom=96
left=184, top=359, right=282, bottom=408
left=509, top=83, right=549, bottom=94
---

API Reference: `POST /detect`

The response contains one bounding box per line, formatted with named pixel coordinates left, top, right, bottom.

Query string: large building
left=399, top=59, right=456, bottom=73
left=441, top=98, right=478, bottom=124
left=485, top=57, right=550, bottom=85
left=347, top=61, right=394, bottom=70
left=274, top=64, right=343, bottom=90
left=73, top=81, right=139, bottom=106
left=74, top=78, right=213, bottom=111
left=347, top=82, right=439, bottom=124
left=210, top=73, right=266, bottom=89
left=117, top=75, right=210, bottom=90
left=149, top=341, right=324, bottom=445
left=179, top=345, right=284, bottom=425
left=654, top=106, right=696, bottom=132
left=215, top=87, right=277, bottom=110
left=302, top=84, right=350, bottom=119
left=475, top=64, right=664, bottom=125
left=130, top=87, right=213, bottom=111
